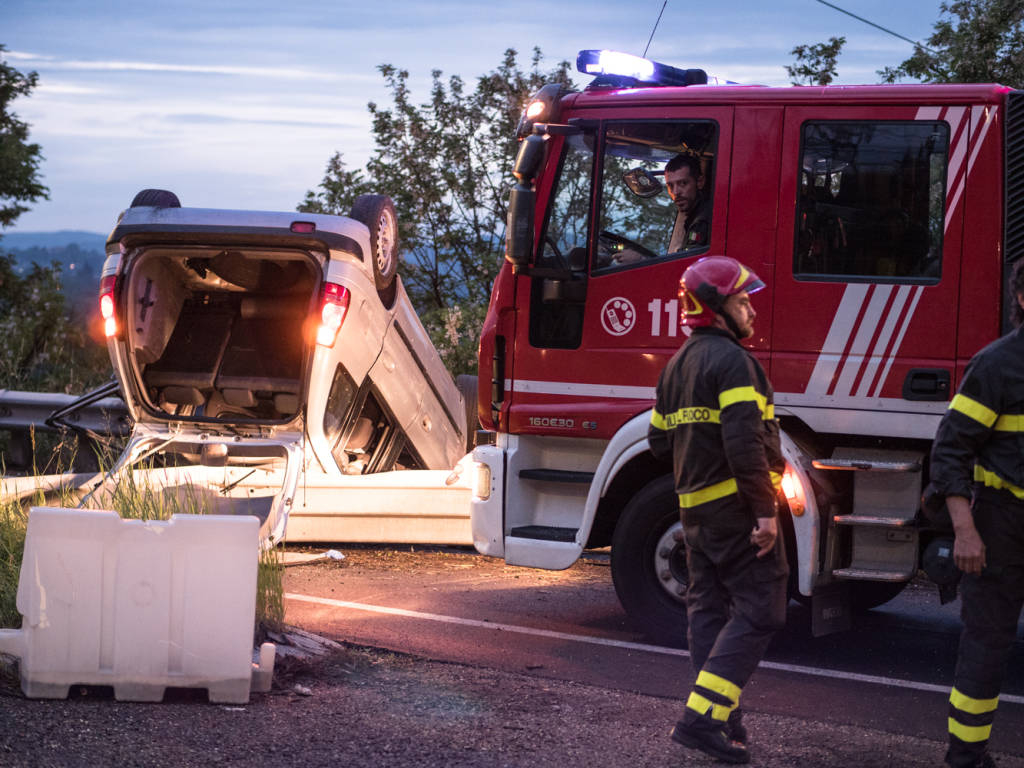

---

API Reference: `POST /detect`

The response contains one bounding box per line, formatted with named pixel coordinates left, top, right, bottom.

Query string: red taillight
left=291, top=221, right=316, bottom=233
left=316, top=282, right=350, bottom=347
left=99, top=275, right=117, bottom=338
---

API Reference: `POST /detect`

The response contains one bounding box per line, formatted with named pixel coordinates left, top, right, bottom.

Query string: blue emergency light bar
left=576, top=49, right=709, bottom=88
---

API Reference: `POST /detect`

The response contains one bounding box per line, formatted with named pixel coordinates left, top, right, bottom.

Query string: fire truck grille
left=1007, top=90, right=1024, bottom=265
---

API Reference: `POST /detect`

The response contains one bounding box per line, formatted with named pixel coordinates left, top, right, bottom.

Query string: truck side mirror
left=506, top=185, right=535, bottom=269
left=513, top=134, right=546, bottom=183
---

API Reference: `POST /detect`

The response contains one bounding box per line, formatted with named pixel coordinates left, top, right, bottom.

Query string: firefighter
left=648, top=255, right=787, bottom=765
left=926, top=258, right=1024, bottom=768
left=665, top=153, right=710, bottom=252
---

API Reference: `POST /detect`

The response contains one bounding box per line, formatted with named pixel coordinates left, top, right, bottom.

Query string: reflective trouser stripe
left=696, top=670, right=742, bottom=704
left=686, top=692, right=732, bottom=723
left=950, top=687, right=999, bottom=715
left=948, top=687, right=998, bottom=743
left=948, top=717, right=992, bottom=743
left=679, top=477, right=738, bottom=509
left=770, top=471, right=782, bottom=489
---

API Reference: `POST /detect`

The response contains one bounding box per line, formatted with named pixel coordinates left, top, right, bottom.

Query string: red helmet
left=679, top=256, right=764, bottom=328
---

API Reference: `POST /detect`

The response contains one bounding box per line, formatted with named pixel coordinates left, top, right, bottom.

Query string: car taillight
left=99, top=275, right=117, bottom=337
left=316, top=282, right=350, bottom=347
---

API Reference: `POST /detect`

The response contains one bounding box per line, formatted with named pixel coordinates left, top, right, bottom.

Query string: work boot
left=671, top=719, right=750, bottom=764
left=945, top=746, right=995, bottom=768
left=726, top=708, right=747, bottom=745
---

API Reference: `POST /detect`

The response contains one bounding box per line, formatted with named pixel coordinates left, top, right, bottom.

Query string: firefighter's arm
left=648, top=369, right=673, bottom=460
left=947, top=495, right=986, bottom=574
left=718, top=359, right=776, bottom=522
left=928, top=357, right=999, bottom=501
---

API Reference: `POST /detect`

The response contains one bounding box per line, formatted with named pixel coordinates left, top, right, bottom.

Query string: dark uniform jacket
left=929, top=325, right=1024, bottom=504
left=668, top=197, right=711, bottom=253
left=649, top=327, right=784, bottom=524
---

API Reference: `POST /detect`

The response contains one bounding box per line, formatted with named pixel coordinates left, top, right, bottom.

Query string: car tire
left=350, top=194, right=399, bottom=299
left=611, top=474, right=688, bottom=647
left=130, top=189, right=181, bottom=208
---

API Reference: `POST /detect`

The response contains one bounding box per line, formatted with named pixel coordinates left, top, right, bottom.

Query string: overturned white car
left=87, top=189, right=477, bottom=544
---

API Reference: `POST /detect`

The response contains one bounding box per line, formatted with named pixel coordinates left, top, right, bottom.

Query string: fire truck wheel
left=350, top=194, right=400, bottom=300
left=849, top=580, right=907, bottom=612
left=611, top=474, right=688, bottom=647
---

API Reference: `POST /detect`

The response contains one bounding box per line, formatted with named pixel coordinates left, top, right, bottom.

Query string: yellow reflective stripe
left=733, top=266, right=750, bottom=290
left=950, top=687, right=999, bottom=715
left=680, top=478, right=739, bottom=509
left=764, top=403, right=774, bottom=420
left=948, top=717, right=992, bottom=743
left=770, top=471, right=782, bottom=489
left=696, top=670, right=742, bottom=705
left=950, top=394, right=998, bottom=428
left=973, top=465, right=1024, bottom=500
left=994, top=413, right=1024, bottom=431
left=686, top=691, right=732, bottom=723
left=719, top=386, right=766, bottom=414
left=660, top=407, right=721, bottom=427
left=651, top=409, right=667, bottom=430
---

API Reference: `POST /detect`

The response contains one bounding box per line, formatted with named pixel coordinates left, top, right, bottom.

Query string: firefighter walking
left=648, top=256, right=788, bottom=764
left=927, top=259, right=1024, bottom=768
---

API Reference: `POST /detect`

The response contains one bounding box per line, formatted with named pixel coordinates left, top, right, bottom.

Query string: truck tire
left=850, top=579, right=907, bottom=611
left=455, top=374, right=479, bottom=452
left=130, top=189, right=181, bottom=208
left=350, top=194, right=399, bottom=301
left=611, top=474, right=688, bottom=647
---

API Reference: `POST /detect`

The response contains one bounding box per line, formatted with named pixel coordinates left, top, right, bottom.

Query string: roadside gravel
left=4, top=640, right=1023, bottom=767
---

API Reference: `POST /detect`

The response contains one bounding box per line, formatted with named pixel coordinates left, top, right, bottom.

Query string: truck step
left=510, top=525, right=578, bottom=542
left=812, top=458, right=920, bottom=472
left=833, top=567, right=913, bottom=582
left=518, top=469, right=595, bottom=484
left=833, top=514, right=915, bottom=527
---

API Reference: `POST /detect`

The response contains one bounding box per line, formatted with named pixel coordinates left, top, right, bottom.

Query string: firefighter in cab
left=648, top=255, right=788, bottom=765
left=927, top=258, right=1024, bottom=768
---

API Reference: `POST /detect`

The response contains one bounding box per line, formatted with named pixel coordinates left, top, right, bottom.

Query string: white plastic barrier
left=0, top=507, right=267, bottom=703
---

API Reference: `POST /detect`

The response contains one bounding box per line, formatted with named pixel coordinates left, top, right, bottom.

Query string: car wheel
left=350, top=194, right=399, bottom=299
left=130, top=189, right=181, bottom=208
left=611, top=474, right=688, bottom=647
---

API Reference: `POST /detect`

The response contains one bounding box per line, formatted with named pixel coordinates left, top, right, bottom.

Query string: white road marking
left=285, top=592, right=1024, bottom=706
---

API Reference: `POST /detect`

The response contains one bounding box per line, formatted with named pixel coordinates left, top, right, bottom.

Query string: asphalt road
left=283, top=544, right=1024, bottom=762
left=4, top=543, right=1024, bottom=767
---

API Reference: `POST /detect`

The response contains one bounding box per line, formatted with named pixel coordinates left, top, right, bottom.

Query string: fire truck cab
left=470, top=50, right=1024, bottom=642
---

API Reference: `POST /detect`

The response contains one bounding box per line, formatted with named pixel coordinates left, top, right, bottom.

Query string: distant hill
left=0, top=231, right=108, bottom=319
left=0, top=230, right=107, bottom=253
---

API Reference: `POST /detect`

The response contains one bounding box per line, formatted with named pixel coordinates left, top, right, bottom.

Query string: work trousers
left=680, top=508, right=788, bottom=727
left=947, top=494, right=1024, bottom=767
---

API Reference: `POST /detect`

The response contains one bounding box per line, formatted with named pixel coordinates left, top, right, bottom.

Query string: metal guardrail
left=0, top=385, right=130, bottom=436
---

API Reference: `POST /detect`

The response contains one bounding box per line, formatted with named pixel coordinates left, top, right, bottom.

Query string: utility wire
left=643, top=0, right=668, bottom=58
left=813, top=0, right=936, bottom=54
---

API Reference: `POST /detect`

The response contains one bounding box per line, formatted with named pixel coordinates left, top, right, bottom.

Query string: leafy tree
left=0, top=46, right=48, bottom=228
left=786, top=36, right=846, bottom=86
left=0, top=47, right=110, bottom=394
left=302, top=48, right=573, bottom=375
left=879, top=1, right=1024, bottom=86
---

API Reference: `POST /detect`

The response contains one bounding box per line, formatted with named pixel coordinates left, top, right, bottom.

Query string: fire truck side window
left=538, top=133, right=595, bottom=271
left=594, top=121, right=718, bottom=273
left=795, top=121, right=949, bottom=283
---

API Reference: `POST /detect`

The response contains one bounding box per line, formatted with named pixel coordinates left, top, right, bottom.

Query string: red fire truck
left=469, top=49, right=1024, bottom=642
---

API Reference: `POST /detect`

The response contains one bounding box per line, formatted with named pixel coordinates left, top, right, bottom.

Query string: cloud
left=10, top=53, right=377, bottom=84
